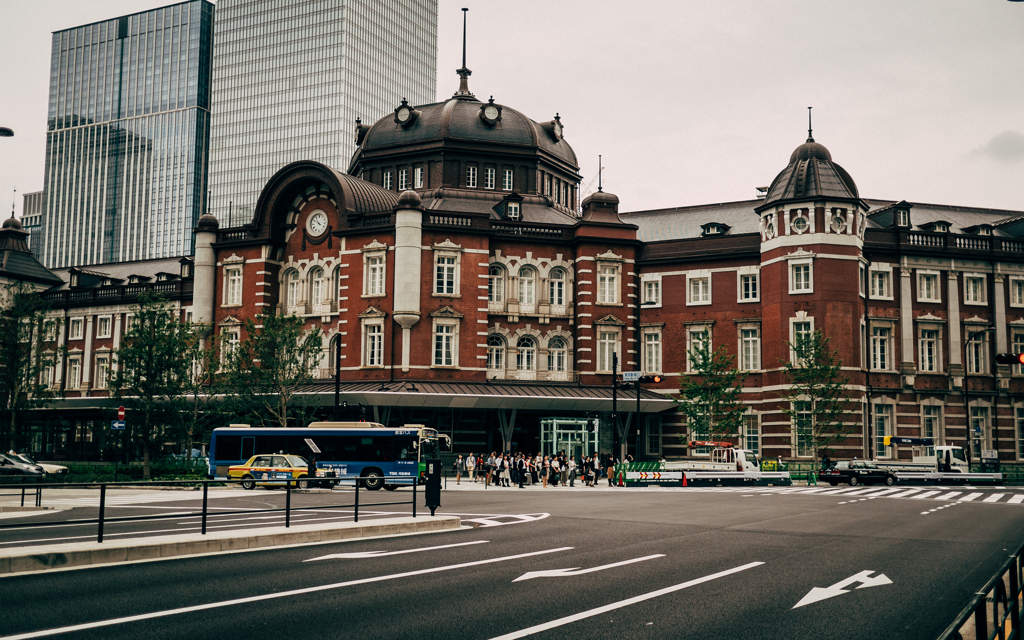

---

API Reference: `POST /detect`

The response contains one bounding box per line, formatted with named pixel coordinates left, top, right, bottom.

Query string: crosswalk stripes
left=656, top=485, right=1024, bottom=505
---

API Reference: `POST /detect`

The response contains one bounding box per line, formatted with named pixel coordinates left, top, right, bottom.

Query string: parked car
left=228, top=454, right=328, bottom=490
left=0, top=454, right=45, bottom=477
left=8, top=453, right=67, bottom=476
left=819, top=460, right=896, bottom=486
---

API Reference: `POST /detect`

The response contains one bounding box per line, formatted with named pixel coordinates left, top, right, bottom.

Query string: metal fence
left=938, top=540, right=1023, bottom=640
left=0, top=477, right=418, bottom=543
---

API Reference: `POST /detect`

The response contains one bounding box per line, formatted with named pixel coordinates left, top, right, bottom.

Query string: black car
left=819, top=460, right=896, bottom=487
left=0, top=453, right=45, bottom=478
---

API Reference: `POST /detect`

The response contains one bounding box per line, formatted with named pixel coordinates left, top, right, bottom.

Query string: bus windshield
left=420, top=438, right=441, bottom=460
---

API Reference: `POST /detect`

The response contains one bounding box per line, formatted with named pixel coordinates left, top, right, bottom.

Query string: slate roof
left=48, top=257, right=190, bottom=291
left=865, top=199, right=1024, bottom=235
left=424, top=195, right=579, bottom=226
left=0, top=220, right=62, bottom=286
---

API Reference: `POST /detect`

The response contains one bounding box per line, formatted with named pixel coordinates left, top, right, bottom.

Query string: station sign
left=622, top=371, right=643, bottom=382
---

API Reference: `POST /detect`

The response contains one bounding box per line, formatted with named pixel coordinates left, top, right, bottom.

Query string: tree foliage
left=0, top=282, right=61, bottom=452
left=674, top=332, right=748, bottom=444
left=113, top=290, right=195, bottom=477
left=781, top=330, right=852, bottom=463
left=222, top=312, right=323, bottom=429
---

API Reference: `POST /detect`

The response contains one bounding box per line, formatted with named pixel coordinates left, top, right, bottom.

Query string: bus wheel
left=383, top=484, right=397, bottom=491
left=297, top=476, right=309, bottom=490
left=363, top=469, right=384, bottom=491
left=241, top=475, right=255, bottom=490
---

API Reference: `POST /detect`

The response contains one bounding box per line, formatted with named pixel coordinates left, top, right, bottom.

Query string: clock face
left=307, top=210, right=328, bottom=236
left=553, top=121, right=562, bottom=139
left=484, top=105, right=498, bottom=120
left=397, top=107, right=410, bottom=123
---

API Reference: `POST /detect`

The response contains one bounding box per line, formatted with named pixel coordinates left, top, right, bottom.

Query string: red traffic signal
left=637, top=375, right=663, bottom=383
left=995, top=353, right=1024, bottom=366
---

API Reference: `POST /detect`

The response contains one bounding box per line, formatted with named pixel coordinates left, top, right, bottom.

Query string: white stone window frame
left=96, top=315, right=113, bottom=339
left=920, top=400, right=945, bottom=452
left=789, top=314, right=816, bottom=365
left=383, top=171, right=393, bottom=190
left=737, top=321, right=762, bottom=372
left=220, top=323, right=241, bottom=367
left=432, top=242, right=463, bottom=298
left=487, top=334, right=507, bottom=374
left=1012, top=331, right=1024, bottom=376
left=595, top=324, right=622, bottom=373
left=484, top=167, right=496, bottom=190
left=466, top=165, right=478, bottom=188
left=398, top=169, right=409, bottom=191
left=547, top=266, right=571, bottom=309
left=869, top=264, right=894, bottom=301
left=360, top=317, right=385, bottom=368
left=596, top=261, right=622, bottom=306
left=916, top=270, right=941, bottom=303
left=283, top=269, right=302, bottom=313
left=431, top=317, right=460, bottom=368
left=67, top=356, right=82, bottom=390
left=872, top=401, right=895, bottom=459
left=963, top=273, right=987, bottom=305
left=870, top=319, right=895, bottom=372
left=641, top=274, right=662, bottom=308
left=969, top=400, right=993, bottom=456
left=788, top=208, right=813, bottom=235
left=1009, top=276, right=1024, bottom=308
left=789, top=259, right=814, bottom=295
left=737, top=266, right=760, bottom=303
left=546, top=335, right=571, bottom=374
left=917, top=321, right=944, bottom=374
left=687, top=270, right=712, bottom=306
left=68, top=317, right=85, bottom=341
left=362, top=243, right=388, bottom=298
left=223, top=261, right=244, bottom=307
left=641, top=325, right=664, bottom=374
left=686, top=323, right=713, bottom=372
left=94, top=353, right=110, bottom=389
left=966, top=326, right=990, bottom=375
left=414, top=166, right=424, bottom=189
left=828, top=207, right=851, bottom=235
left=859, top=262, right=867, bottom=297
left=502, top=169, right=514, bottom=191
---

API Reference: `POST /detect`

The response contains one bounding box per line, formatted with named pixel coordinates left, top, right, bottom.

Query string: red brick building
left=26, top=72, right=1024, bottom=466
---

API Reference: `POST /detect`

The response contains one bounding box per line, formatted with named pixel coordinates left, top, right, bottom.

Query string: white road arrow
left=305, top=540, right=487, bottom=562
left=512, top=554, right=665, bottom=582
left=793, top=570, right=893, bottom=608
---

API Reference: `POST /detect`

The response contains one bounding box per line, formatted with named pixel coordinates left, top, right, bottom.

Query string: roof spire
left=10, top=187, right=15, bottom=220
left=807, top=106, right=814, bottom=143
left=598, top=155, right=603, bottom=192
left=454, top=8, right=474, bottom=99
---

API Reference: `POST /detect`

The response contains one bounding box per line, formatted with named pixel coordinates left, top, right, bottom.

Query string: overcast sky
left=1, top=0, right=1022, bottom=220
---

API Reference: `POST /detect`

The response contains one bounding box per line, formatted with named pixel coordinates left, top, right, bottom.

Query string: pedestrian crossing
left=662, top=485, right=1024, bottom=505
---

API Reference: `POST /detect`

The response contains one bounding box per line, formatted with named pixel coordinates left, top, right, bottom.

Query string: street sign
left=117, top=406, right=125, bottom=420
left=111, top=420, right=125, bottom=430
left=622, top=371, right=643, bottom=382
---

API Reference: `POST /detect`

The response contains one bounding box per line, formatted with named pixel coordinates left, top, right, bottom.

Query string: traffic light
left=637, top=375, right=663, bottom=383
left=995, top=353, right=1024, bottom=366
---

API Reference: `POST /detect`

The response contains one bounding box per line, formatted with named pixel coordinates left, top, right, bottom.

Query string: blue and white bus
left=208, top=422, right=449, bottom=490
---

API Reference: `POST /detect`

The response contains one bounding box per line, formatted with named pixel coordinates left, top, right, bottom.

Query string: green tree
left=0, top=282, right=61, bottom=452
left=675, top=332, right=748, bottom=446
left=781, top=330, right=852, bottom=464
left=176, top=325, right=222, bottom=463
left=223, top=312, right=323, bottom=429
left=114, top=290, right=193, bottom=478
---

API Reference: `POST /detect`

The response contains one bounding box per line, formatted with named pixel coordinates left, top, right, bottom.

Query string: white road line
left=887, top=489, right=922, bottom=498
left=934, top=492, right=962, bottom=501
left=489, top=561, right=765, bottom=640
left=982, top=494, right=1006, bottom=503
left=1009, top=495, right=1024, bottom=504
left=865, top=489, right=902, bottom=498
left=959, top=493, right=983, bottom=502
left=305, top=540, right=488, bottom=561
left=0, top=546, right=575, bottom=640
left=911, top=491, right=942, bottom=499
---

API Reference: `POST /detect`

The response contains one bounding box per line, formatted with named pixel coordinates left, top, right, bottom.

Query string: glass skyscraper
left=39, top=1, right=214, bottom=268
left=207, top=0, right=438, bottom=226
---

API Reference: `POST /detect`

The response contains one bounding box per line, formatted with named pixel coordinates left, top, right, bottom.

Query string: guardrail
left=0, top=476, right=418, bottom=544
left=0, top=483, right=42, bottom=508
left=938, top=540, right=1023, bottom=640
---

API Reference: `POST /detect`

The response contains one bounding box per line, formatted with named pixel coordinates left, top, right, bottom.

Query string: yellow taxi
left=228, top=454, right=311, bottom=490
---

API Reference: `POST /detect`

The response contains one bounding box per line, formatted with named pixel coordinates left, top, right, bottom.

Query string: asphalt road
left=2, top=484, right=1023, bottom=639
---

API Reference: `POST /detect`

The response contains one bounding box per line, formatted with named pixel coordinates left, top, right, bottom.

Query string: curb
left=0, top=515, right=461, bottom=576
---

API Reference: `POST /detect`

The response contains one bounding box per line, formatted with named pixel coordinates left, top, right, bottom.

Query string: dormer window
left=896, top=209, right=910, bottom=227
left=103, top=278, right=113, bottom=286
left=69, top=273, right=79, bottom=288
left=933, top=222, right=948, bottom=233
left=701, top=222, right=731, bottom=237
left=129, top=275, right=142, bottom=284
left=977, top=226, right=991, bottom=236
left=507, top=202, right=520, bottom=220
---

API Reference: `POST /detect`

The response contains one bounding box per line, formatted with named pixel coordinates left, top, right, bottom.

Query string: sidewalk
left=0, top=515, right=461, bottom=576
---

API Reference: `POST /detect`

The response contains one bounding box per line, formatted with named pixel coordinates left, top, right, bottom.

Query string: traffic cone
left=682, top=472, right=688, bottom=487
left=618, top=470, right=624, bottom=486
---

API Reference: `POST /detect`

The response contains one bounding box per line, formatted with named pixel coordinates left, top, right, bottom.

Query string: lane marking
left=982, top=494, right=1006, bottom=503
left=911, top=491, right=941, bottom=500
left=513, top=554, right=665, bottom=582
left=935, top=492, right=962, bottom=501
left=887, top=489, right=922, bottom=498
left=489, top=561, right=764, bottom=639
left=959, top=493, right=983, bottom=502
left=305, top=540, right=488, bottom=561
left=1009, top=495, right=1024, bottom=505
left=0, top=546, right=575, bottom=640
left=793, top=570, right=892, bottom=608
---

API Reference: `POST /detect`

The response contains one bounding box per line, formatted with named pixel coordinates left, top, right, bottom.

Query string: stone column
left=392, top=191, right=423, bottom=373
left=83, top=316, right=94, bottom=387
left=900, top=267, right=915, bottom=383
left=947, top=270, right=963, bottom=383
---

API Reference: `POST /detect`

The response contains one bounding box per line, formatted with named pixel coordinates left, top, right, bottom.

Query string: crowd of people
left=451, top=452, right=623, bottom=488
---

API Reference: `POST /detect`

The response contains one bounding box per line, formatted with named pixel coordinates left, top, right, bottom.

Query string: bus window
left=396, top=437, right=417, bottom=461
left=420, top=438, right=440, bottom=460
left=242, top=437, right=255, bottom=460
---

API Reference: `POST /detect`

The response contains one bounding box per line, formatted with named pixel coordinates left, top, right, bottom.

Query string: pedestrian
left=592, top=454, right=601, bottom=487
left=607, top=453, right=616, bottom=486
left=454, top=454, right=463, bottom=485
left=517, top=454, right=526, bottom=488
left=542, top=456, right=550, bottom=488
left=501, top=455, right=511, bottom=487
left=307, top=456, right=317, bottom=487
left=567, top=455, right=576, bottom=487
left=466, top=453, right=475, bottom=482
left=550, top=456, right=560, bottom=487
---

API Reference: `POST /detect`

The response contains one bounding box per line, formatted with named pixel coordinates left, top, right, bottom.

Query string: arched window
left=488, top=265, right=505, bottom=304
left=549, top=268, right=566, bottom=306
left=285, top=270, right=300, bottom=310
left=518, top=266, right=536, bottom=305
left=309, top=267, right=324, bottom=305
left=517, top=336, right=536, bottom=370
left=487, top=335, right=506, bottom=371
left=548, top=337, right=567, bottom=372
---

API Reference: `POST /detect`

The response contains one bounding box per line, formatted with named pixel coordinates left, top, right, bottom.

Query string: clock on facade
left=306, top=210, right=328, bottom=236
left=479, top=97, right=502, bottom=125
left=393, top=98, right=419, bottom=127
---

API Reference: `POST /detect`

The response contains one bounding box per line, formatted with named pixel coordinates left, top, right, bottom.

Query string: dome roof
left=195, top=213, right=219, bottom=231
left=757, top=137, right=860, bottom=211
left=354, top=96, right=578, bottom=169
left=2, top=216, right=22, bottom=230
